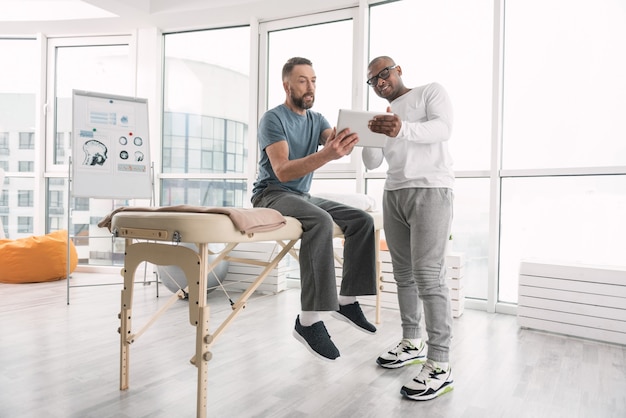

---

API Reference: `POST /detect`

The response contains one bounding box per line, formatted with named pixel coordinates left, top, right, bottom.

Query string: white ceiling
left=0, top=0, right=357, bottom=36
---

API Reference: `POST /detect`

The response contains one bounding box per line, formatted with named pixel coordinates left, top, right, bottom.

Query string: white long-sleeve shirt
left=362, top=82, right=454, bottom=190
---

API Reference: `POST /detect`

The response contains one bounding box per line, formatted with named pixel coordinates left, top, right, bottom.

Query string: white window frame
left=257, top=8, right=366, bottom=178
left=44, top=35, right=135, bottom=174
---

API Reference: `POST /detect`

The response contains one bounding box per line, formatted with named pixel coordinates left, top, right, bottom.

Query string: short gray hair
left=282, top=57, right=313, bottom=80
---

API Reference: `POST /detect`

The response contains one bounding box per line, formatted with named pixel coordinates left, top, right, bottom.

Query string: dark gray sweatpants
left=253, top=186, right=377, bottom=311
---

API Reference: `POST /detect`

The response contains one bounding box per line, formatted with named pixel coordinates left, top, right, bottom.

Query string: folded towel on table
left=97, top=205, right=287, bottom=235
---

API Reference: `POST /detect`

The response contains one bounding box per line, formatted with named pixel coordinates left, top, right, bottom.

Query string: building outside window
left=18, top=161, right=34, bottom=172
left=0, top=132, right=9, bottom=155
left=19, top=132, right=35, bottom=149
left=17, top=216, right=33, bottom=233
left=55, top=132, right=66, bottom=160
left=18, top=190, right=33, bottom=207
left=48, top=190, right=64, bottom=215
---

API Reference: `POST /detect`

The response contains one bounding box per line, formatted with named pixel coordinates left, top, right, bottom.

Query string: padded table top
left=111, top=211, right=383, bottom=244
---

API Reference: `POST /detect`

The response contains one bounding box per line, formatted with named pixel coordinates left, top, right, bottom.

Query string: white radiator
left=517, top=260, right=626, bottom=345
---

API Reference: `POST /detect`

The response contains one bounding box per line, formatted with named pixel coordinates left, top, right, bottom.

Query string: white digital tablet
left=336, top=109, right=392, bottom=147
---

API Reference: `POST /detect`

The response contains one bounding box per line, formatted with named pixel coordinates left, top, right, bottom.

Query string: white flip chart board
left=71, top=90, right=152, bottom=199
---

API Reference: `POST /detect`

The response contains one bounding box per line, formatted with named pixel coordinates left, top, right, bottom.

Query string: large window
left=260, top=10, right=357, bottom=175
left=368, top=0, right=494, bottom=302
left=368, top=1, right=493, bottom=172
left=499, top=175, right=626, bottom=303
left=503, top=0, right=626, bottom=170
left=501, top=0, right=626, bottom=302
left=48, top=40, right=131, bottom=168
left=162, top=27, right=250, bottom=207
left=45, top=37, right=133, bottom=264
left=2, top=1, right=624, bottom=310
left=264, top=18, right=353, bottom=129
left=0, top=38, right=38, bottom=239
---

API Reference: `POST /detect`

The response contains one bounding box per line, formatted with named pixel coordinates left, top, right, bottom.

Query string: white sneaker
left=400, top=359, right=454, bottom=401
left=376, top=339, right=426, bottom=369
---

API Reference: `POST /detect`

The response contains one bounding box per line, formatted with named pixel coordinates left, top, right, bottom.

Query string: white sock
left=338, top=295, right=356, bottom=306
left=299, top=311, right=321, bottom=326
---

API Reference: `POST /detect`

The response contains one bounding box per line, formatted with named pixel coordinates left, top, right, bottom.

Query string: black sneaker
left=330, top=301, right=377, bottom=334
left=293, top=316, right=340, bottom=361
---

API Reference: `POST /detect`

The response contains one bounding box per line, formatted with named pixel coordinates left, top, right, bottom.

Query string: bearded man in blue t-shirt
left=252, top=57, right=377, bottom=361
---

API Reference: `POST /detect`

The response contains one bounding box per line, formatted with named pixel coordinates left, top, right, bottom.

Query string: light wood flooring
left=1, top=271, right=625, bottom=418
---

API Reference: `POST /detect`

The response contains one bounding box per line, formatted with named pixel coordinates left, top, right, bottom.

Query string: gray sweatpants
left=383, top=187, right=453, bottom=363
left=252, top=186, right=377, bottom=311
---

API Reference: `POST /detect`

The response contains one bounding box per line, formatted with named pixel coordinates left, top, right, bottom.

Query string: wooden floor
left=1, top=271, right=625, bottom=418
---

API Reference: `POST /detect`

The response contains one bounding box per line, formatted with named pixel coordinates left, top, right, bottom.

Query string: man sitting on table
left=251, top=57, right=378, bottom=361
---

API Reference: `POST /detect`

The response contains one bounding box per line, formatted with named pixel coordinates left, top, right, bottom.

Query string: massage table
left=109, top=208, right=383, bottom=418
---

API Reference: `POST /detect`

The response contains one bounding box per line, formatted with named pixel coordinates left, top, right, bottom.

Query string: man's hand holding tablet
left=367, top=106, right=402, bottom=138
left=336, top=109, right=393, bottom=147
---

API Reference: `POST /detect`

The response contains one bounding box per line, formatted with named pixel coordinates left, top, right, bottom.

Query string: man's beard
left=290, top=90, right=314, bottom=110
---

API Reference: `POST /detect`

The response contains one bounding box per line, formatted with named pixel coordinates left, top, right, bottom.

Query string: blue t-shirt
left=252, top=104, right=331, bottom=198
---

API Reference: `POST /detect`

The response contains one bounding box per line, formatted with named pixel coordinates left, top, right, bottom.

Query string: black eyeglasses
left=366, top=65, right=397, bottom=86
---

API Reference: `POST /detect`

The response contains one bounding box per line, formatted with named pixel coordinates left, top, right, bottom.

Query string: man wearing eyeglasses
left=362, top=56, right=455, bottom=401
left=252, top=57, right=378, bottom=362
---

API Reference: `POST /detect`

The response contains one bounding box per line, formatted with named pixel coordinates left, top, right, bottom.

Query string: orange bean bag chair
left=0, top=230, right=78, bottom=283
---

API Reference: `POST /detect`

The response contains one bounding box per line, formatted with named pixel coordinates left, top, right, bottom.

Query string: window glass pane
left=161, top=179, right=246, bottom=207
left=367, top=177, right=490, bottom=300
left=449, top=178, right=490, bottom=300
left=80, top=198, right=129, bottom=266
left=499, top=175, right=626, bottom=303
left=267, top=21, right=352, bottom=126
left=46, top=179, right=130, bottom=266
left=364, top=179, right=385, bottom=213
left=368, top=1, right=493, bottom=171
left=53, top=43, right=131, bottom=166
left=47, top=40, right=132, bottom=265
left=309, top=179, right=358, bottom=197
left=163, top=27, right=250, bottom=179
left=266, top=19, right=354, bottom=170
left=503, top=0, right=626, bottom=169
left=0, top=38, right=37, bottom=239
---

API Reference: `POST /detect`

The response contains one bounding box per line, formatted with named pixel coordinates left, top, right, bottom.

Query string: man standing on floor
left=252, top=57, right=378, bottom=362
left=362, top=55, right=454, bottom=400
